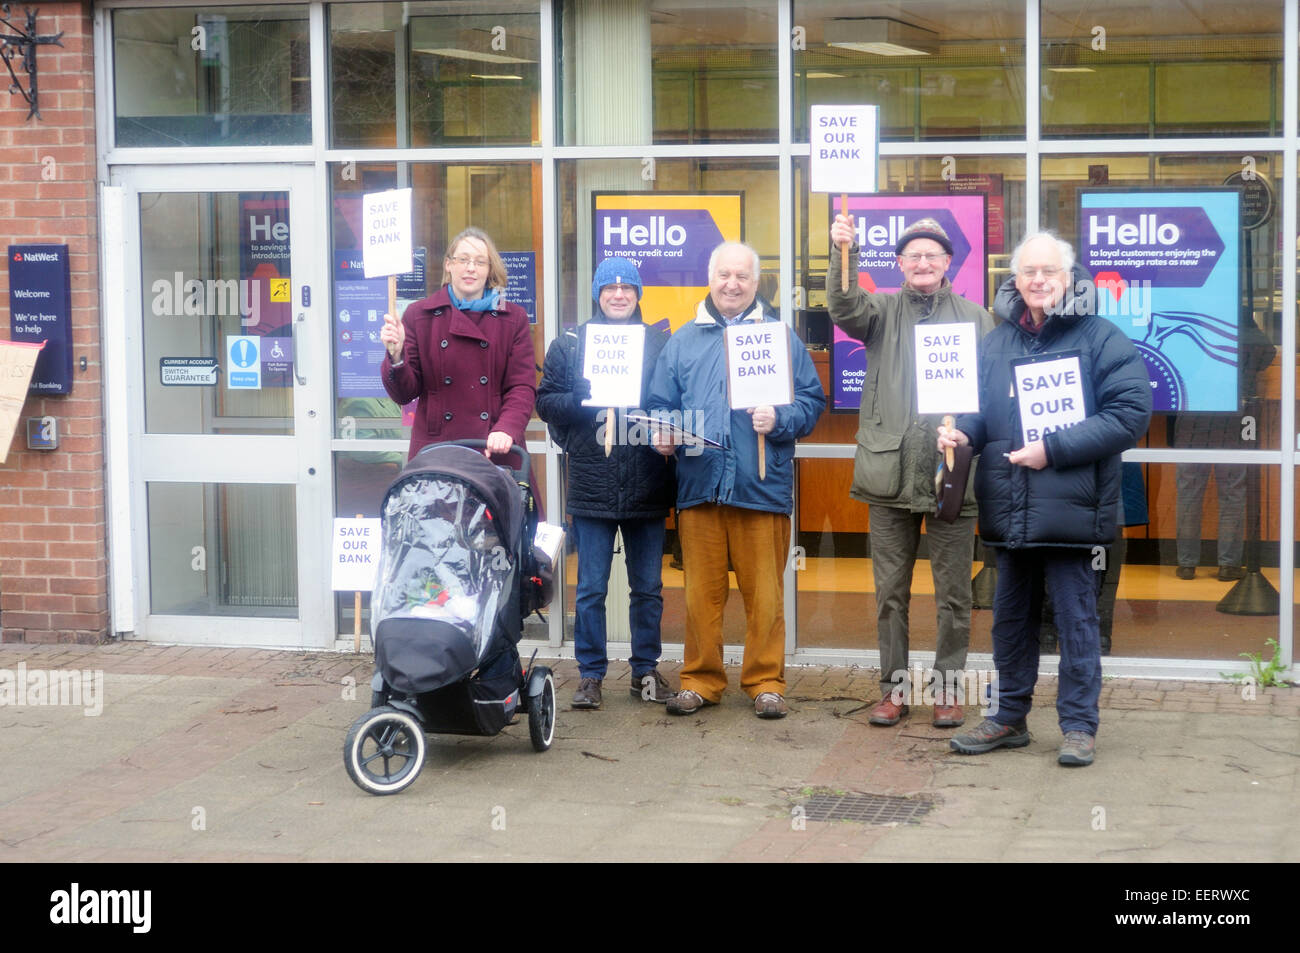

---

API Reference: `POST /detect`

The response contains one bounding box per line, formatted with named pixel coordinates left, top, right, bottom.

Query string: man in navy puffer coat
left=939, top=232, right=1151, bottom=766
left=537, top=257, right=676, bottom=710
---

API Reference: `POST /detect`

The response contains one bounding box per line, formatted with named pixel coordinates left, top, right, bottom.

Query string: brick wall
left=0, top=2, right=107, bottom=644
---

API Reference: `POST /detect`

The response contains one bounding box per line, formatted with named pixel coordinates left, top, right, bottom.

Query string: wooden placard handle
left=943, top=415, right=955, bottom=470
left=840, top=193, right=850, bottom=293
left=605, top=410, right=615, bottom=456
left=354, top=511, right=365, bottom=653
left=758, top=433, right=766, bottom=481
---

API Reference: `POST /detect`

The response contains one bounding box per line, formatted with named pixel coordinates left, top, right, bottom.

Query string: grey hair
left=707, top=241, right=761, bottom=283
left=1010, top=231, right=1074, bottom=276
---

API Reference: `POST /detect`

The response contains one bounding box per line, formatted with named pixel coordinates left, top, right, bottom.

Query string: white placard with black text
left=582, top=322, right=645, bottom=408
left=1013, top=355, right=1087, bottom=446
left=809, top=104, right=879, bottom=194
left=362, top=188, right=413, bottom=278
left=914, top=323, right=979, bottom=415
left=726, top=323, right=793, bottom=409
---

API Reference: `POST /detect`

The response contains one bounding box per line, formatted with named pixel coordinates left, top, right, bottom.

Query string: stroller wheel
left=528, top=672, right=556, bottom=752
left=344, top=707, right=426, bottom=796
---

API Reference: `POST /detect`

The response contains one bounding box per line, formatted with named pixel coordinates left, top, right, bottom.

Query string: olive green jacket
left=827, top=244, right=994, bottom=514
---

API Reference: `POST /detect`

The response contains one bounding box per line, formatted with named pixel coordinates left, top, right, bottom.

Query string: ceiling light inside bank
left=827, top=18, right=939, bottom=56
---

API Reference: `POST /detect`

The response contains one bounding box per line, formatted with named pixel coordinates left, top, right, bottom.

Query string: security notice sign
left=582, top=322, right=645, bottom=408
left=726, top=323, right=792, bottom=409
left=331, top=518, right=382, bottom=591
left=362, top=188, right=413, bottom=278
left=914, top=323, right=979, bottom=415
left=1012, top=352, right=1087, bottom=446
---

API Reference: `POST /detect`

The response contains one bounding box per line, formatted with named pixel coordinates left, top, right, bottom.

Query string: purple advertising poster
left=830, top=194, right=986, bottom=412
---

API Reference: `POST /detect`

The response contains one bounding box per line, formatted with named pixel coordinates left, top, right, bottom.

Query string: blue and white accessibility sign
left=227, top=335, right=261, bottom=390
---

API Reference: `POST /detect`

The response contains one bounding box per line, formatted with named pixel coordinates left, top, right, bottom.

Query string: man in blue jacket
left=938, top=232, right=1151, bottom=766
left=537, top=257, right=676, bottom=710
left=648, top=242, right=825, bottom=719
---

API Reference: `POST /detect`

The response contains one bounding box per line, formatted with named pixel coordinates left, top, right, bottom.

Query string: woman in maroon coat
left=379, top=227, right=536, bottom=461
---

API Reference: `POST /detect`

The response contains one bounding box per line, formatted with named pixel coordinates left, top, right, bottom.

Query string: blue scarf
left=449, top=287, right=501, bottom=312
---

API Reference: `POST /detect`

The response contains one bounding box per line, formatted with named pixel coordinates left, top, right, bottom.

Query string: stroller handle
left=432, top=438, right=532, bottom=483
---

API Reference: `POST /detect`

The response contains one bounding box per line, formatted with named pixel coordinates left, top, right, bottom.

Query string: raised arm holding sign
left=826, top=212, right=993, bottom=731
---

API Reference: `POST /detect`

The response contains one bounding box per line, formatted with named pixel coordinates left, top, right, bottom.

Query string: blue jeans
left=990, top=548, right=1101, bottom=735
left=572, top=516, right=666, bottom=680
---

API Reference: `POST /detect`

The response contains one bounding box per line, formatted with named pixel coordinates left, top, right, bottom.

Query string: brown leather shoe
left=868, top=696, right=909, bottom=726
left=932, top=692, right=965, bottom=728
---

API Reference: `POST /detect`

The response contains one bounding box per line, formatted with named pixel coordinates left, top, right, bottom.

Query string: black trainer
left=950, top=717, right=1030, bottom=755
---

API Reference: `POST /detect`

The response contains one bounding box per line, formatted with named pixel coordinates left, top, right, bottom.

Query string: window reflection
left=1040, top=1, right=1281, bottom=138
left=114, top=6, right=310, bottom=147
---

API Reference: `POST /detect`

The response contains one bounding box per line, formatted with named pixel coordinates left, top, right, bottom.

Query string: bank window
left=1040, top=1, right=1281, bottom=138
left=329, top=160, right=543, bottom=447
left=330, top=2, right=541, bottom=149
left=140, top=190, right=295, bottom=436
left=558, top=0, right=778, bottom=145
left=792, top=1, right=1024, bottom=142
left=113, top=5, right=310, bottom=147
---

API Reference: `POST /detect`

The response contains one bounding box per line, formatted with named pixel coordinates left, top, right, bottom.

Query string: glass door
left=113, top=165, right=331, bottom=647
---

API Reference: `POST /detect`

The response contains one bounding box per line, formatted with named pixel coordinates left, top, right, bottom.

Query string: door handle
left=292, top=311, right=307, bottom=385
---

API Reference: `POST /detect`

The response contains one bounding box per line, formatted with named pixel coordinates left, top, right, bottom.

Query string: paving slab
left=0, top=643, right=1296, bottom=866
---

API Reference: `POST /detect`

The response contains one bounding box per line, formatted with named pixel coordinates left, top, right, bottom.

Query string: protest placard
left=582, top=322, right=645, bottom=408
left=331, top=518, right=382, bottom=592
left=1012, top=353, right=1087, bottom=446
left=914, top=323, right=980, bottom=415
left=0, top=340, right=42, bottom=464
left=362, top=188, right=413, bottom=279
left=726, top=323, right=793, bottom=480
left=810, top=104, right=879, bottom=293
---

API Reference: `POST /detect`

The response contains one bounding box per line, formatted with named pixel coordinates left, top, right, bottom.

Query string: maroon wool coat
left=380, top=285, right=537, bottom=460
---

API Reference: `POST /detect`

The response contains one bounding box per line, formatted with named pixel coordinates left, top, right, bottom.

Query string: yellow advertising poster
left=592, top=192, right=743, bottom=332
left=0, top=340, right=43, bottom=464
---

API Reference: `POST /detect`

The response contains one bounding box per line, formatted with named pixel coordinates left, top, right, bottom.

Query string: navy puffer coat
left=956, top=265, right=1152, bottom=548
left=536, top=308, right=676, bottom=520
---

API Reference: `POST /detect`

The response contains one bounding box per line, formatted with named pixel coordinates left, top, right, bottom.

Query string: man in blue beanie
left=537, top=257, right=677, bottom=709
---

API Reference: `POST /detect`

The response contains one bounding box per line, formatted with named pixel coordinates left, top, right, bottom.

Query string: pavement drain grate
left=801, top=793, right=937, bottom=825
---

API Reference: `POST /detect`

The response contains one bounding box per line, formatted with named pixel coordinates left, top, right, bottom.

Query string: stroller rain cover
left=371, top=445, right=523, bottom=695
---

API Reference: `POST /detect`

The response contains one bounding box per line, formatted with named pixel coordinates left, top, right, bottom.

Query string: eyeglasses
left=1018, top=266, right=1064, bottom=279
left=899, top=252, right=949, bottom=263
left=449, top=256, right=489, bottom=268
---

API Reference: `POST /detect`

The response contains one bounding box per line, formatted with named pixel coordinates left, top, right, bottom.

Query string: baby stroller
left=344, top=440, right=556, bottom=796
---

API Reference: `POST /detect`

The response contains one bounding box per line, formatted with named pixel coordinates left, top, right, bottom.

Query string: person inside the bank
left=827, top=214, right=993, bottom=729
left=379, top=226, right=536, bottom=462
left=648, top=241, right=825, bottom=720
left=536, top=256, right=677, bottom=710
left=938, top=231, right=1152, bottom=767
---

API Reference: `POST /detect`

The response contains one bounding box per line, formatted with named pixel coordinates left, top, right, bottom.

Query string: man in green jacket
left=827, top=215, right=993, bottom=728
